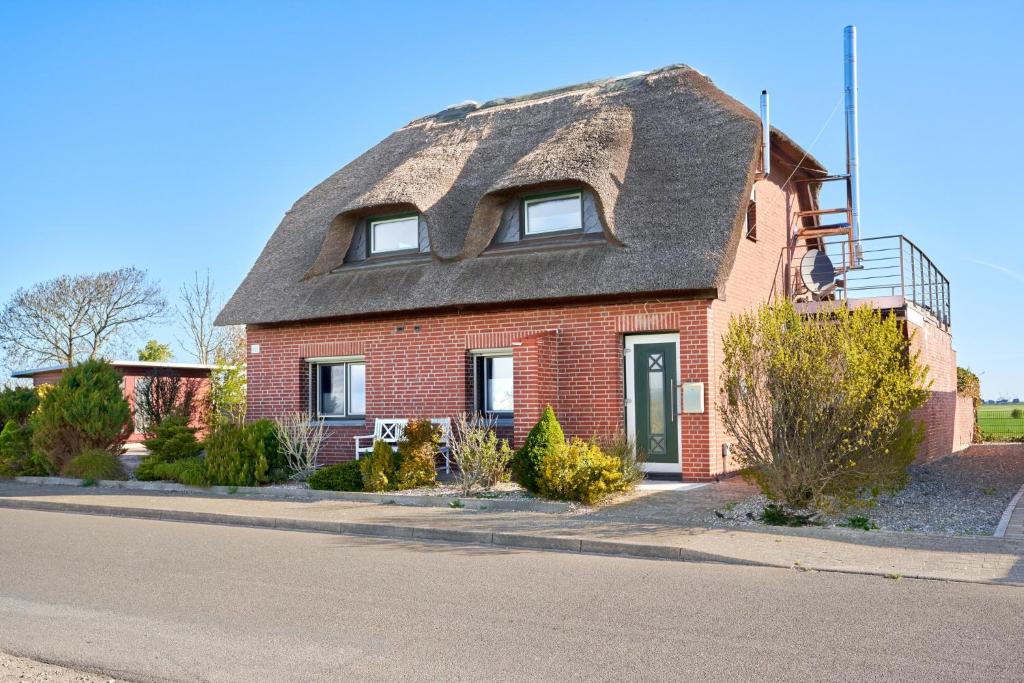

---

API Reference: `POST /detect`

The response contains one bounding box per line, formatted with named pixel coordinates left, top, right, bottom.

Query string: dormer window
left=369, top=214, right=419, bottom=255
left=523, top=191, right=583, bottom=237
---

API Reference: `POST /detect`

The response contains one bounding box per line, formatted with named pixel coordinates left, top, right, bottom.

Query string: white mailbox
left=682, top=382, right=705, bottom=414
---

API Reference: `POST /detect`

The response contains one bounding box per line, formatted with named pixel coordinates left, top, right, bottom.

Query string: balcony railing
left=785, top=234, right=951, bottom=328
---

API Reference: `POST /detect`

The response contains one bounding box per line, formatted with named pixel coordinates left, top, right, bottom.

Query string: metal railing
left=786, top=234, right=951, bottom=328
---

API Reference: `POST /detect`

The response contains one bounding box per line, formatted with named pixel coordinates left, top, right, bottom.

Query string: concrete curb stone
left=12, top=476, right=570, bottom=513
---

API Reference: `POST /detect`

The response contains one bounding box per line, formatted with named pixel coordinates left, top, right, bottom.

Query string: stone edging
left=11, top=476, right=571, bottom=514
left=994, top=483, right=1024, bottom=538
left=1, top=497, right=1021, bottom=587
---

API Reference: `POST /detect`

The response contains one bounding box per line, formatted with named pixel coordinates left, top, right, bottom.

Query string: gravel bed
left=356, top=481, right=531, bottom=500
left=707, top=444, right=1024, bottom=536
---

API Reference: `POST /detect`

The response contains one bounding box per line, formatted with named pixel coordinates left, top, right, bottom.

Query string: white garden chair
left=431, top=417, right=453, bottom=474
left=354, top=417, right=453, bottom=474
left=353, top=419, right=408, bottom=458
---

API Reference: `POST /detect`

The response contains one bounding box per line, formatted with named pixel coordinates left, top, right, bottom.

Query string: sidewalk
left=1, top=481, right=1022, bottom=586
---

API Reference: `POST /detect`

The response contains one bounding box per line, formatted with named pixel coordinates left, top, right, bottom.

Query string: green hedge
left=308, top=461, right=363, bottom=491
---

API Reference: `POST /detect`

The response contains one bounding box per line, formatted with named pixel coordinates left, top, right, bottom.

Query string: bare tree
left=133, top=370, right=206, bottom=435
left=0, top=268, right=166, bottom=368
left=176, top=271, right=240, bottom=364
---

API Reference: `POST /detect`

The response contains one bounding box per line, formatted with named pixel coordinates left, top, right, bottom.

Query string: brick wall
left=908, top=314, right=963, bottom=461
left=707, top=163, right=801, bottom=476
left=247, top=298, right=721, bottom=477
left=953, top=394, right=976, bottom=452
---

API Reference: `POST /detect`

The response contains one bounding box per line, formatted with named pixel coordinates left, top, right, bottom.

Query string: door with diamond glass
left=624, top=334, right=680, bottom=473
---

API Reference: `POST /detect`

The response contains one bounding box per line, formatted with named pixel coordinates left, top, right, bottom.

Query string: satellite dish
left=801, top=249, right=837, bottom=294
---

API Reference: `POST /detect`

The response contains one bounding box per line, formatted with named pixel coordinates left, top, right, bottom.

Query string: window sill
left=314, top=418, right=366, bottom=428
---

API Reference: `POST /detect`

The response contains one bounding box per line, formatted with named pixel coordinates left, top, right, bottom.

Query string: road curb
left=1, top=497, right=1021, bottom=588
left=11, top=476, right=571, bottom=514
left=994, top=483, right=1024, bottom=538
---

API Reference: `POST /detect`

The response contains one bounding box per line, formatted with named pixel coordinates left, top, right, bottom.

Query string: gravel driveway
left=710, top=444, right=1024, bottom=535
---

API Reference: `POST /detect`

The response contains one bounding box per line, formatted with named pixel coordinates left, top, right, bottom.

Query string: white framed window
left=472, top=350, right=514, bottom=417
left=369, top=214, right=419, bottom=255
left=523, top=191, right=583, bottom=236
left=311, top=359, right=366, bottom=418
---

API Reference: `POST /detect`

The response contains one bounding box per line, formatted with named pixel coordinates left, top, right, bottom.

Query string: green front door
left=633, top=342, right=679, bottom=464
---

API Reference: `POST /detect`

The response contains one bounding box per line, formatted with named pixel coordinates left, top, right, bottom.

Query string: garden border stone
left=12, top=476, right=571, bottom=513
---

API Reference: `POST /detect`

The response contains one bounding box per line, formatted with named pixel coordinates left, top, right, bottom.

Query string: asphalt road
left=0, top=509, right=1021, bottom=682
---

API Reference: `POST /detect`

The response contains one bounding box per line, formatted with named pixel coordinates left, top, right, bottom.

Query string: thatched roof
left=218, top=65, right=824, bottom=326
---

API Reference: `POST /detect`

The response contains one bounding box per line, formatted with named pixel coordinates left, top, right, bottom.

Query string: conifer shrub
left=248, top=419, right=287, bottom=483
left=0, top=387, right=39, bottom=425
left=142, top=415, right=202, bottom=462
left=62, top=448, right=126, bottom=481
left=0, top=419, right=46, bottom=477
left=720, top=301, right=929, bottom=511
left=535, top=438, right=625, bottom=505
left=394, top=419, right=439, bottom=490
left=31, top=360, right=132, bottom=472
left=512, top=405, right=565, bottom=493
left=360, top=440, right=396, bottom=492
left=308, top=460, right=364, bottom=492
left=204, top=422, right=270, bottom=487
left=149, top=457, right=210, bottom=487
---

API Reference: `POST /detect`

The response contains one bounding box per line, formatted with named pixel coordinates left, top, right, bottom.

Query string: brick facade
left=247, top=297, right=729, bottom=478
left=908, top=315, right=973, bottom=460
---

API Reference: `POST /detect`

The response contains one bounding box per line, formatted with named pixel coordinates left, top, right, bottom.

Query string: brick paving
left=3, top=478, right=1023, bottom=586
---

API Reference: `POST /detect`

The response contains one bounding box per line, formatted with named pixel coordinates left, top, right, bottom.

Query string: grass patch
left=978, top=404, right=1024, bottom=439
left=841, top=516, right=878, bottom=531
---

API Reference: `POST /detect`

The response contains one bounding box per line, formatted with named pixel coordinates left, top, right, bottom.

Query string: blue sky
left=1, top=1, right=1021, bottom=398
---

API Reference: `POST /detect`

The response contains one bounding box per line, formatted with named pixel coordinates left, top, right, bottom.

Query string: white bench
left=354, top=419, right=407, bottom=457
left=354, top=418, right=452, bottom=474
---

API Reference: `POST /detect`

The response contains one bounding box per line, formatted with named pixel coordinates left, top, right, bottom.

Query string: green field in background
left=978, top=403, right=1024, bottom=436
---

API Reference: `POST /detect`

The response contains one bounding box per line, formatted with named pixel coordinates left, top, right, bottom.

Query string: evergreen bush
left=535, top=438, right=624, bottom=505
left=0, top=419, right=42, bottom=477
left=0, top=387, right=39, bottom=425
left=511, top=405, right=564, bottom=493
left=31, top=360, right=132, bottom=472
left=394, top=419, right=439, bottom=490
left=359, top=440, right=396, bottom=492
left=142, top=415, right=202, bottom=462
left=204, top=422, right=270, bottom=487
left=308, top=460, right=364, bottom=491
left=62, top=448, right=126, bottom=481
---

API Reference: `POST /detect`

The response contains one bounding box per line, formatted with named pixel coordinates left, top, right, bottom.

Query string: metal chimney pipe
left=760, top=90, right=770, bottom=177
left=844, top=25, right=861, bottom=245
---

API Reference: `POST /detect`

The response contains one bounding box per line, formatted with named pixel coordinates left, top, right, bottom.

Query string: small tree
left=209, top=329, right=246, bottom=426
left=133, top=370, right=205, bottom=435
left=32, top=359, right=133, bottom=471
left=449, top=413, right=513, bottom=495
left=138, top=340, right=174, bottom=362
left=511, top=405, right=565, bottom=493
left=720, top=301, right=929, bottom=511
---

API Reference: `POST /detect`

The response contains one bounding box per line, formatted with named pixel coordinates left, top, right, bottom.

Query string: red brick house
left=218, top=65, right=967, bottom=479
left=11, top=360, right=215, bottom=443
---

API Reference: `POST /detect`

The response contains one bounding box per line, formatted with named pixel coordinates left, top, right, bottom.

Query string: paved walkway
left=1, top=480, right=1023, bottom=586
left=999, top=483, right=1024, bottom=538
